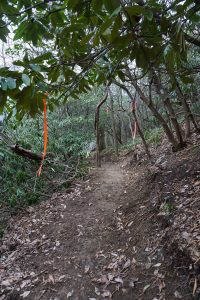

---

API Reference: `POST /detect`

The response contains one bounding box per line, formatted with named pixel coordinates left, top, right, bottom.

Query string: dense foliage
left=0, top=0, right=200, bottom=116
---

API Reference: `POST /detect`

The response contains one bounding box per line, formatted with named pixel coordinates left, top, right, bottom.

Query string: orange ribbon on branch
left=37, top=93, right=48, bottom=176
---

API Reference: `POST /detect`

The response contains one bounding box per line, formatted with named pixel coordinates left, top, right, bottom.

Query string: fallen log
left=10, top=144, right=42, bottom=161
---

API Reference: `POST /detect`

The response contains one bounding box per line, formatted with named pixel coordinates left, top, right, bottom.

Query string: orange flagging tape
left=37, top=94, right=48, bottom=176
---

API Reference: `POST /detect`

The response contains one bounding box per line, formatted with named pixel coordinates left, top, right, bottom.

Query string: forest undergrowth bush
left=144, top=127, right=163, bottom=146
left=0, top=113, right=92, bottom=236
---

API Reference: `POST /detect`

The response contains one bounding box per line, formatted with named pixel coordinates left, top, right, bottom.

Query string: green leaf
left=91, top=0, right=103, bottom=11
left=7, top=77, right=16, bottom=90
left=110, top=5, right=121, bottom=17
left=22, top=74, right=31, bottom=86
left=100, top=18, right=114, bottom=34
left=13, top=60, right=26, bottom=67
left=110, top=15, right=122, bottom=41
left=135, top=50, right=148, bottom=70
left=0, top=19, right=10, bottom=42
left=180, top=75, right=193, bottom=84
left=48, top=66, right=60, bottom=82
left=31, top=52, right=52, bottom=63
left=126, top=5, right=145, bottom=16
left=13, top=21, right=27, bottom=40
left=29, top=64, right=41, bottom=72
left=0, top=90, right=7, bottom=111
left=103, top=0, right=120, bottom=14
left=1, top=78, right=7, bottom=91
left=0, top=0, right=18, bottom=14
left=93, top=32, right=100, bottom=46
left=14, top=20, right=49, bottom=45
left=145, top=10, right=153, bottom=21
left=68, top=0, right=80, bottom=10
left=117, top=70, right=125, bottom=81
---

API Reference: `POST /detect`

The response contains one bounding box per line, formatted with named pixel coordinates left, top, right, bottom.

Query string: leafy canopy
left=0, top=0, right=199, bottom=117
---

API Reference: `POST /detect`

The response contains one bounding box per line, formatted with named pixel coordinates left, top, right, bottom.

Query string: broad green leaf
left=31, top=52, right=52, bottom=63
left=0, top=19, right=10, bottom=42
left=22, top=74, right=31, bottom=86
left=126, top=6, right=145, bottom=16
left=1, top=79, right=7, bottom=91
left=110, top=5, right=121, bottom=17
left=7, top=77, right=16, bottom=90
left=180, top=75, right=193, bottom=84
left=103, top=0, right=120, bottom=14
left=93, top=32, right=100, bottom=46
left=29, top=64, right=41, bottom=72
left=0, top=0, right=18, bottom=14
left=91, top=0, right=103, bottom=11
left=68, top=0, right=80, bottom=10
left=145, top=10, right=153, bottom=21
left=0, top=91, right=7, bottom=111
left=110, top=16, right=122, bottom=41
left=13, top=60, right=26, bottom=67
left=100, top=18, right=114, bottom=34
left=13, top=21, right=27, bottom=40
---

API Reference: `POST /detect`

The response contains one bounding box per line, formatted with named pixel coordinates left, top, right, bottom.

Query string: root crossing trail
left=0, top=162, right=192, bottom=300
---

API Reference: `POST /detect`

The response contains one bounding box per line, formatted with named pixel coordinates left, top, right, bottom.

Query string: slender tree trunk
left=95, top=89, right=108, bottom=167
left=174, top=76, right=200, bottom=136
left=109, top=89, right=119, bottom=157
left=129, top=115, right=135, bottom=143
left=152, top=71, right=185, bottom=147
left=123, top=67, right=181, bottom=150
left=132, top=110, right=151, bottom=158
left=114, top=81, right=151, bottom=158
left=126, top=79, right=180, bottom=151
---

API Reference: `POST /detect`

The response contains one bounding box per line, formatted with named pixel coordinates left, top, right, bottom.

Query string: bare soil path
left=0, top=160, right=193, bottom=300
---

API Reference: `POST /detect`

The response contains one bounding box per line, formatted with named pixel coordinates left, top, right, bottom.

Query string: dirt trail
left=0, top=161, right=193, bottom=299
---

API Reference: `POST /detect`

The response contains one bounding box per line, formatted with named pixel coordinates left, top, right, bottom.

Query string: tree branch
left=185, top=33, right=200, bottom=47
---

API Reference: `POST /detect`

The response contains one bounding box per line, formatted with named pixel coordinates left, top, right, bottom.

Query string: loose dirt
left=0, top=158, right=194, bottom=299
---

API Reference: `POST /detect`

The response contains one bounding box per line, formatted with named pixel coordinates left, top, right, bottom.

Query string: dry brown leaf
left=20, top=291, right=31, bottom=298
left=114, top=276, right=123, bottom=284
left=174, top=290, right=182, bottom=299
left=20, top=280, right=31, bottom=289
left=84, top=265, right=90, bottom=274
left=123, top=259, right=131, bottom=269
left=132, top=257, right=137, bottom=265
left=158, top=280, right=165, bottom=292
left=67, top=290, right=74, bottom=298
left=193, top=277, right=198, bottom=296
left=95, top=287, right=100, bottom=296
left=48, top=274, right=55, bottom=284
left=101, top=290, right=112, bottom=297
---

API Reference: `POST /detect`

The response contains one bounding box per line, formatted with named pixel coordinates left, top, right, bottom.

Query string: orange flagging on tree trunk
left=37, top=94, right=48, bottom=176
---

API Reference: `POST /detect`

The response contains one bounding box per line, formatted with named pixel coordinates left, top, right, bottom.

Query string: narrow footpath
left=0, top=160, right=193, bottom=300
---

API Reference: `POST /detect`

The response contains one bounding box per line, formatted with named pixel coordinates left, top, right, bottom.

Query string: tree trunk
left=109, top=89, right=119, bottom=157
left=129, top=115, right=135, bottom=143
left=10, top=144, right=43, bottom=161
left=123, top=68, right=181, bottom=150
left=114, top=80, right=151, bottom=158
left=132, top=110, right=151, bottom=158
left=174, top=76, right=200, bottom=137
left=152, top=71, right=185, bottom=147
left=94, top=89, right=108, bottom=167
left=99, top=127, right=106, bottom=151
left=123, top=77, right=180, bottom=151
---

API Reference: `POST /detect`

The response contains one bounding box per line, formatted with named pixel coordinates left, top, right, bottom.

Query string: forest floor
left=1, top=137, right=200, bottom=300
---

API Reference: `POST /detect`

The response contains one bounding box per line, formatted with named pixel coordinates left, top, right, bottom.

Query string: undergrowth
left=145, top=127, right=163, bottom=146
left=0, top=113, right=92, bottom=236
